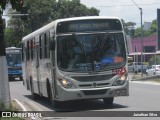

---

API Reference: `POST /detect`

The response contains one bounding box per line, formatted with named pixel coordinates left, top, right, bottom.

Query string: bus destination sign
left=57, top=19, right=122, bottom=33
left=6, top=49, right=21, bottom=54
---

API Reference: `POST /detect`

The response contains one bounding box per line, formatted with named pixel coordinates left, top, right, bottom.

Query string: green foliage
left=10, top=0, right=24, bottom=12
left=23, top=0, right=99, bottom=31
left=122, top=19, right=157, bottom=38
left=134, top=19, right=157, bottom=38
left=134, top=27, right=141, bottom=37
left=4, top=18, right=23, bottom=47
left=121, top=19, right=136, bottom=37
left=0, top=101, right=24, bottom=120
left=148, top=55, right=160, bottom=66
left=0, top=0, right=24, bottom=14
left=0, top=0, right=8, bottom=10
left=4, top=0, right=99, bottom=47
left=150, top=19, right=157, bottom=33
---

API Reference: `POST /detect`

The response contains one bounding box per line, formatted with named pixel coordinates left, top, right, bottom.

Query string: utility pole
left=131, top=0, right=143, bottom=77
left=0, top=14, right=11, bottom=108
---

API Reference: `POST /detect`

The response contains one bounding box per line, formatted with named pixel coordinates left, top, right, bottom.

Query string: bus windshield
left=57, top=33, right=126, bottom=72
left=6, top=53, right=22, bottom=67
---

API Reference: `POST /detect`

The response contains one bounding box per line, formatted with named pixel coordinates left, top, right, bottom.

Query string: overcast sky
left=80, top=0, right=160, bottom=27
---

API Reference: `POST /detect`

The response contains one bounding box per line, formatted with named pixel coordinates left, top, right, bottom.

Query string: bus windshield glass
left=6, top=53, right=22, bottom=67
left=57, top=33, right=126, bottom=72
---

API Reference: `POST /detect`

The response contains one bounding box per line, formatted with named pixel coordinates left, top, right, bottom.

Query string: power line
left=131, top=0, right=141, bottom=9
left=95, top=3, right=160, bottom=7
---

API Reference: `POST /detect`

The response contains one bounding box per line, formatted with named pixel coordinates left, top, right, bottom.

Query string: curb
left=13, top=99, right=36, bottom=120
left=131, top=75, right=160, bottom=81
left=12, top=99, right=27, bottom=111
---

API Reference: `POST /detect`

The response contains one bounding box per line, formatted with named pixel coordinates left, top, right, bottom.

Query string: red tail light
left=112, top=67, right=126, bottom=76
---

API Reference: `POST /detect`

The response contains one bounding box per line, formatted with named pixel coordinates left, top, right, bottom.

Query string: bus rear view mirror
left=50, top=40, right=55, bottom=50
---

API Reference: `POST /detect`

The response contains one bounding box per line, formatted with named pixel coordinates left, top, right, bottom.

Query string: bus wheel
left=30, top=80, right=39, bottom=99
left=9, top=77, right=14, bottom=81
left=19, top=76, right=23, bottom=81
left=47, top=83, right=61, bottom=108
left=103, top=97, right=114, bottom=106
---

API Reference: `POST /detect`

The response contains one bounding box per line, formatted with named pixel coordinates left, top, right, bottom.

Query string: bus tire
left=19, top=76, right=23, bottom=81
left=47, top=80, right=51, bottom=99
left=26, top=79, right=29, bottom=90
left=47, top=81, right=61, bottom=108
left=30, top=79, right=39, bottom=100
left=103, top=97, right=114, bottom=106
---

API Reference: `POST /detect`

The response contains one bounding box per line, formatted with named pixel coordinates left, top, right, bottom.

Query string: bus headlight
left=112, top=75, right=127, bottom=86
left=58, top=75, right=75, bottom=89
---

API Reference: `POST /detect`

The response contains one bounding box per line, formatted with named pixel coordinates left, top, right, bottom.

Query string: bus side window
left=22, top=43, right=24, bottom=61
left=32, top=39, right=36, bottom=60
left=27, top=41, right=30, bottom=60
left=44, top=32, right=50, bottom=59
left=46, top=32, right=50, bottom=58
left=31, top=40, right=33, bottom=60
left=39, top=35, right=42, bottom=59
left=50, top=29, right=55, bottom=66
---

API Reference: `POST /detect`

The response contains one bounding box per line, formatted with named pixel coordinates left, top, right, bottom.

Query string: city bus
left=6, top=47, right=23, bottom=81
left=22, top=16, right=129, bottom=107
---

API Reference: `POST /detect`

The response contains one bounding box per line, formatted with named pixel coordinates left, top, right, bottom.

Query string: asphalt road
left=9, top=79, right=160, bottom=120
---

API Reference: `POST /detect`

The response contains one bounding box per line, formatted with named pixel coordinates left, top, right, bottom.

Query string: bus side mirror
left=50, top=40, right=55, bottom=51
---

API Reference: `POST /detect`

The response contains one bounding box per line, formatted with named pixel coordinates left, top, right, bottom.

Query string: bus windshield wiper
left=72, top=33, right=86, bottom=56
left=99, top=32, right=109, bottom=50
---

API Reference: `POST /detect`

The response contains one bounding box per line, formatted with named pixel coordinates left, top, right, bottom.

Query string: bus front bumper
left=55, top=81, right=129, bottom=101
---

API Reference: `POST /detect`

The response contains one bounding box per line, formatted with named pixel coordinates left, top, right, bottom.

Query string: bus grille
left=72, top=74, right=113, bottom=82
left=79, top=83, right=109, bottom=87
left=8, top=67, right=22, bottom=70
left=82, top=89, right=107, bottom=95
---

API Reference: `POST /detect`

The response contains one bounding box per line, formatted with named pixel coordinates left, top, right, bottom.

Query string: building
left=143, top=22, right=151, bottom=31
left=128, top=35, right=160, bottom=62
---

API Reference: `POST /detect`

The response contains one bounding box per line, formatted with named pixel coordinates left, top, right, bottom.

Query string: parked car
left=128, top=62, right=148, bottom=73
left=146, top=65, right=160, bottom=76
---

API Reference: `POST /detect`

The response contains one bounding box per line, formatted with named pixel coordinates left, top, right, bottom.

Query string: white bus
left=22, top=16, right=129, bottom=107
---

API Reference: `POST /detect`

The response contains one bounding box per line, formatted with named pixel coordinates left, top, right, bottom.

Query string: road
left=9, top=79, right=160, bottom=120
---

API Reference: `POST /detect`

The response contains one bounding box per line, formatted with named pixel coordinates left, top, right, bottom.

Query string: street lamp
left=131, top=0, right=143, bottom=77
left=140, top=8, right=143, bottom=77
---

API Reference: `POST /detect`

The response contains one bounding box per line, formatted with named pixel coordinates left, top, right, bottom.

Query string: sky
left=80, top=0, right=160, bottom=28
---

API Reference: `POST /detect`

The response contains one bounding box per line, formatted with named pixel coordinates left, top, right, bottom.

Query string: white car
left=128, top=62, right=148, bottom=73
left=146, top=65, right=160, bottom=76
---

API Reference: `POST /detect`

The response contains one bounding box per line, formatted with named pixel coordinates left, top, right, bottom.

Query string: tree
left=148, top=55, right=160, bottom=66
left=22, top=0, right=99, bottom=32
left=0, top=0, right=24, bottom=108
left=4, top=18, right=23, bottom=47
left=121, top=19, right=136, bottom=37
left=150, top=19, right=157, bottom=33
left=5, top=0, right=99, bottom=47
left=134, top=19, right=157, bottom=38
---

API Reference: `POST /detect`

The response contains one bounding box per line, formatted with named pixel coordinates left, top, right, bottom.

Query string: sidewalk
left=128, top=72, right=160, bottom=84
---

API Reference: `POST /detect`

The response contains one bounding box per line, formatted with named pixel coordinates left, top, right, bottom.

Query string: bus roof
left=22, top=16, right=121, bottom=43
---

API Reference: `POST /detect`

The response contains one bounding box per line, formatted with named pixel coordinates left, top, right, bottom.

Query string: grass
left=0, top=101, right=24, bottom=120
left=131, top=73, right=160, bottom=83
left=145, top=78, right=160, bottom=83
